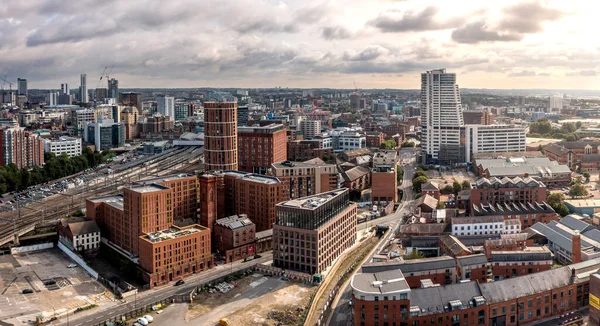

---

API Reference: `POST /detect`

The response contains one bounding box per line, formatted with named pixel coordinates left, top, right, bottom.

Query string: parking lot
left=0, top=248, right=111, bottom=325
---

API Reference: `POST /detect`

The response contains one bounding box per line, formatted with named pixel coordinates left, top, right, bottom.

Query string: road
left=329, top=147, right=417, bottom=326
left=59, top=253, right=273, bottom=326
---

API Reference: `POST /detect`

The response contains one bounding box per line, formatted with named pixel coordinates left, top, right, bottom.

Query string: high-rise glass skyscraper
left=80, top=74, right=88, bottom=103
left=420, top=69, right=464, bottom=165
left=17, top=78, right=27, bottom=97
left=108, top=78, right=119, bottom=99
left=156, top=95, right=175, bottom=120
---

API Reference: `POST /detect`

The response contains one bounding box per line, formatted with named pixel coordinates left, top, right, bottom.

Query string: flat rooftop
left=238, top=123, right=286, bottom=133
left=138, top=173, right=193, bottom=184
left=125, top=183, right=170, bottom=193
left=88, top=194, right=124, bottom=210
left=351, top=269, right=410, bottom=295
left=142, top=225, right=207, bottom=243
left=272, top=160, right=334, bottom=168
left=278, top=188, right=347, bottom=210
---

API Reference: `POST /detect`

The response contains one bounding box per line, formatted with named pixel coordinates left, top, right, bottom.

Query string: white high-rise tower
left=420, top=69, right=464, bottom=165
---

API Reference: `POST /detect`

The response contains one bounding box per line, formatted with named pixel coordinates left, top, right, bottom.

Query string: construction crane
left=353, top=80, right=358, bottom=94
left=96, top=64, right=115, bottom=88
left=0, top=75, right=13, bottom=93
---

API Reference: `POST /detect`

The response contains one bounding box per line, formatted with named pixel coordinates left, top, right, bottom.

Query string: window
left=519, top=313, right=524, bottom=321
left=519, top=301, right=524, bottom=309
left=528, top=299, right=533, bottom=308
left=527, top=311, right=532, bottom=319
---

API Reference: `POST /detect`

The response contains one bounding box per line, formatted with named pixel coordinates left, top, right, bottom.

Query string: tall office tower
left=350, top=94, right=360, bottom=109
left=47, top=91, right=58, bottom=106
left=17, top=78, right=27, bottom=97
left=549, top=96, right=563, bottom=113
left=61, top=83, right=69, bottom=95
left=204, top=101, right=238, bottom=171
left=80, top=74, right=88, bottom=103
left=108, top=78, right=119, bottom=99
left=420, top=69, right=464, bottom=165
left=298, top=119, right=321, bottom=139
left=95, top=88, right=108, bottom=101
left=156, top=95, right=175, bottom=120
left=119, top=92, right=142, bottom=110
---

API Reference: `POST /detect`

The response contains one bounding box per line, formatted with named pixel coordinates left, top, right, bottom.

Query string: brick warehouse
left=351, top=258, right=600, bottom=326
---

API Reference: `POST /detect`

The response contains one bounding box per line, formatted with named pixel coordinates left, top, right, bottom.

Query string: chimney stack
left=572, top=230, right=582, bottom=264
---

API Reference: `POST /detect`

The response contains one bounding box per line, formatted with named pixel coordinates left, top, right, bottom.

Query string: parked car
left=67, top=263, right=77, bottom=268
left=174, top=280, right=185, bottom=286
left=137, top=317, right=149, bottom=326
left=22, top=289, right=33, bottom=294
left=143, top=315, right=154, bottom=323
left=43, top=280, right=56, bottom=285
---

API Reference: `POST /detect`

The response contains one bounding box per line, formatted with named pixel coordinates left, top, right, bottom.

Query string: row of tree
left=0, top=147, right=115, bottom=195
left=528, top=119, right=589, bottom=141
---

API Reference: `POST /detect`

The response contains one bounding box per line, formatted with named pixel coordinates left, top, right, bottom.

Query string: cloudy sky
left=1, top=0, right=599, bottom=89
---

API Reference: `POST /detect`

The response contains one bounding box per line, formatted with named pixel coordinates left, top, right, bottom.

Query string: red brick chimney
left=572, top=230, right=582, bottom=264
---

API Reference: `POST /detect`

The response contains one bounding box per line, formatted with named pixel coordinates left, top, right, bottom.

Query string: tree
left=569, top=184, right=589, bottom=198
left=452, top=180, right=462, bottom=195
left=396, top=165, right=403, bottom=183
left=547, top=192, right=570, bottom=217
left=413, top=169, right=427, bottom=180
left=441, top=185, right=454, bottom=194
left=404, top=250, right=425, bottom=260
left=379, top=139, right=397, bottom=150
left=461, top=180, right=470, bottom=190
left=436, top=201, right=446, bottom=209
left=412, top=176, right=428, bottom=193
left=401, top=141, right=415, bottom=148
left=576, top=121, right=583, bottom=129
left=583, top=172, right=591, bottom=182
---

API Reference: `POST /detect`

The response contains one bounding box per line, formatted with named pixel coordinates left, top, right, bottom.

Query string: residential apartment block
left=238, top=123, right=287, bottom=174
left=0, top=125, right=44, bottom=168
left=273, top=188, right=357, bottom=274
left=271, top=159, right=339, bottom=200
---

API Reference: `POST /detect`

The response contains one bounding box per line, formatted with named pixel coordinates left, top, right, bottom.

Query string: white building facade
left=452, top=216, right=521, bottom=236
left=420, top=69, right=464, bottom=165
left=464, top=124, right=527, bottom=162
left=44, top=136, right=82, bottom=158
left=156, top=95, right=175, bottom=120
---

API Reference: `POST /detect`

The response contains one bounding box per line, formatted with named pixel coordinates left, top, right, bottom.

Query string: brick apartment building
left=273, top=188, right=357, bottom=274
left=352, top=258, right=600, bottom=326
left=138, top=224, right=212, bottom=287
left=86, top=176, right=213, bottom=288
left=365, top=131, right=385, bottom=148
left=471, top=202, right=559, bottom=228
left=202, top=170, right=284, bottom=231
left=213, top=214, right=272, bottom=263
left=544, top=140, right=600, bottom=170
left=237, top=123, right=287, bottom=174
left=287, top=139, right=333, bottom=162
left=204, top=101, right=238, bottom=171
left=136, top=174, right=199, bottom=221
left=0, top=125, right=44, bottom=168
left=371, top=151, right=398, bottom=204
left=489, top=247, right=553, bottom=281
left=271, top=159, right=339, bottom=200
left=470, top=176, right=547, bottom=207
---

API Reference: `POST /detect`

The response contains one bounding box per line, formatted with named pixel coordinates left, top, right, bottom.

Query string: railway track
left=0, top=147, right=201, bottom=247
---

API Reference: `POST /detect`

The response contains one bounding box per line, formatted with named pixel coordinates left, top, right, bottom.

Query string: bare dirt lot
left=186, top=273, right=315, bottom=326
left=0, top=248, right=112, bottom=325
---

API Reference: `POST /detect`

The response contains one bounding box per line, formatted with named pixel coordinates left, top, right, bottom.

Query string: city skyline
left=1, top=0, right=598, bottom=89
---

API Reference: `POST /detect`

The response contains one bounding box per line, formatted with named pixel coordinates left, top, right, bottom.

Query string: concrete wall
left=11, top=242, right=53, bottom=254
left=58, top=241, right=99, bottom=279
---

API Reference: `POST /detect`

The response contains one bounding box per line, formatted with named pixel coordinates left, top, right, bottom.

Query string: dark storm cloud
left=369, top=6, right=462, bottom=33
left=508, top=70, right=537, bottom=77
left=321, top=26, right=352, bottom=40
left=451, top=21, right=522, bottom=44
left=499, top=1, right=565, bottom=33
